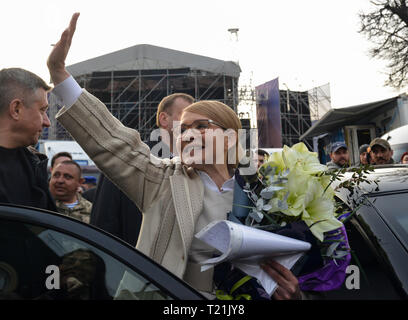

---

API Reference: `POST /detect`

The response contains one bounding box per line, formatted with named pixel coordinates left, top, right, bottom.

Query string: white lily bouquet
left=240, top=142, right=343, bottom=241
left=208, top=142, right=352, bottom=299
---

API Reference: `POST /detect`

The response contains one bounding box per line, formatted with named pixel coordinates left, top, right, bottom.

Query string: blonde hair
left=182, top=100, right=243, bottom=169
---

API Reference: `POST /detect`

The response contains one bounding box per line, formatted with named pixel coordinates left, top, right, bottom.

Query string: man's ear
left=79, top=178, right=85, bottom=185
left=9, top=99, right=24, bottom=120
left=158, top=112, right=169, bottom=129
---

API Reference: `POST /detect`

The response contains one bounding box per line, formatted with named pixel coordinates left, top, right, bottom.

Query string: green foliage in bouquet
left=241, top=143, right=377, bottom=242
left=324, top=164, right=379, bottom=224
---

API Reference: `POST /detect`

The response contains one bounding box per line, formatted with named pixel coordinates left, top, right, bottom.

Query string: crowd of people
left=325, top=136, right=402, bottom=170
left=0, top=12, right=303, bottom=300
left=1, top=12, right=408, bottom=301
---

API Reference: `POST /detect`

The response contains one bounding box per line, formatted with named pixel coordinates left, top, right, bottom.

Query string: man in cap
left=81, top=176, right=97, bottom=192
left=358, top=144, right=369, bottom=166
left=255, top=149, right=269, bottom=169
left=326, top=142, right=350, bottom=170
left=368, top=138, right=394, bottom=165
left=81, top=176, right=97, bottom=202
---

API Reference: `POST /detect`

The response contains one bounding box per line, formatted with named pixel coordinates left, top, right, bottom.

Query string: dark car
left=2, top=166, right=407, bottom=301
left=0, top=204, right=204, bottom=300
left=326, top=165, right=408, bottom=299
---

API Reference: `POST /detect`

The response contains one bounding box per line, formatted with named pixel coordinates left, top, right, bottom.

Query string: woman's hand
left=261, top=259, right=302, bottom=300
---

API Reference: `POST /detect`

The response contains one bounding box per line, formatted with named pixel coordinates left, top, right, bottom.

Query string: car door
left=0, top=204, right=204, bottom=300
left=325, top=192, right=408, bottom=299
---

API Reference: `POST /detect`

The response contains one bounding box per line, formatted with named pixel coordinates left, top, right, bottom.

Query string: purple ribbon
left=298, top=223, right=351, bottom=291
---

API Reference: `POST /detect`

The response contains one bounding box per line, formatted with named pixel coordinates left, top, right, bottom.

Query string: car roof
left=381, top=124, right=408, bottom=145
left=358, top=165, right=408, bottom=194
left=334, top=165, right=408, bottom=200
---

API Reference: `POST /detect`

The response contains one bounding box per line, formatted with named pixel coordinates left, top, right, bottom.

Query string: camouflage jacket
left=55, top=193, right=92, bottom=224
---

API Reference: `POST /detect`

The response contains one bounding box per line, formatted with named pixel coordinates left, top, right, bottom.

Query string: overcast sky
left=1, top=0, right=405, bottom=108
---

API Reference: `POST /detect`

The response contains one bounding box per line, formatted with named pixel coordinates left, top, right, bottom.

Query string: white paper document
left=195, top=220, right=311, bottom=297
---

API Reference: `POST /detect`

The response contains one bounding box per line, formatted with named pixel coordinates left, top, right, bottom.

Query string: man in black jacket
left=0, top=68, right=57, bottom=211
left=90, top=93, right=194, bottom=246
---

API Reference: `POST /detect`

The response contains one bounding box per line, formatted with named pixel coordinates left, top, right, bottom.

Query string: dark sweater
left=0, top=146, right=57, bottom=212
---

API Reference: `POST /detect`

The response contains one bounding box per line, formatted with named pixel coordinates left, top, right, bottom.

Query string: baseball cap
left=257, top=149, right=269, bottom=157
left=331, top=142, right=348, bottom=153
left=359, top=144, right=369, bottom=154
left=369, top=138, right=391, bottom=151
left=84, top=176, right=97, bottom=184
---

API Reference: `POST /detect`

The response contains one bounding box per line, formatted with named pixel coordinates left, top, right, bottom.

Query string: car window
left=0, top=219, right=172, bottom=300
left=324, top=218, right=402, bottom=299
left=323, top=197, right=404, bottom=299
left=369, top=193, right=408, bottom=250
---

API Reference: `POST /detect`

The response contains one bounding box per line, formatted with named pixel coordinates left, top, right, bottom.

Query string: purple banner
left=256, top=78, right=282, bottom=148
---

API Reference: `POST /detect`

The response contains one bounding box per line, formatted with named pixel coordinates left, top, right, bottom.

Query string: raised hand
left=47, top=12, right=80, bottom=85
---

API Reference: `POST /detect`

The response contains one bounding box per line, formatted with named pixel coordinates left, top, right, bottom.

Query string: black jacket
left=89, top=174, right=142, bottom=246
left=82, top=187, right=96, bottom=203
left=0, top=146, right=57, bottom=212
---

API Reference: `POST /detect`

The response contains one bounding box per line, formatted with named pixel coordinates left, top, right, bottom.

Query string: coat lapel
left=169, top=169, right=204, bottom=258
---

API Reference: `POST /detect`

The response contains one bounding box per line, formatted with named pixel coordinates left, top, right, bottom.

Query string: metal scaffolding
left=237, top=81, right=328, bottom=149
left=237, top=83, right=257, bottom=128
left=45, top=44, right=240, bottom=142
left=307, top=83, right=331, bottom=122
left=280, top=89, right=314, bottom=149
left=279, top=83, right=331, bottom=149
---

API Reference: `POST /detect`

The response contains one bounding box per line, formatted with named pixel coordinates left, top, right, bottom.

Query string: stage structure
left=251, top=80, right=331, bottom=150
left=45, top=44, right=241, bottom=142
left=238, top=83, right=257, bottom=127
left=307, top=83, right=331, bottom=122
left=279, top=83, right=331, bottom=150
left=280, top=89, right=313, bottom=149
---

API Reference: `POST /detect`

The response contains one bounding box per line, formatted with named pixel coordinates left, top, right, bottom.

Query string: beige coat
left=56, top=90, right=205, bottom=279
